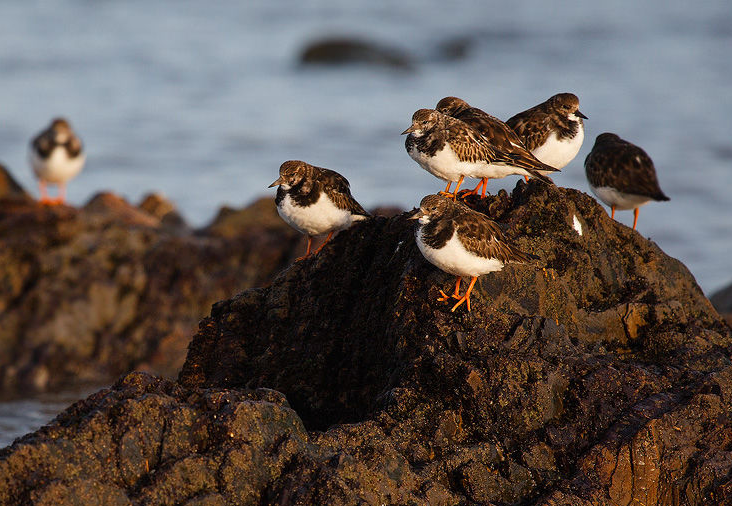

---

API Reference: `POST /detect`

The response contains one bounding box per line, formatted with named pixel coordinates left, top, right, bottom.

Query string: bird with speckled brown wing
left=436, top=96, right=560, bottom=195
left=506, top=93, right=587, bottom=176
left=403, top=108, right=555, bottom=201
left=269, top=160, right=370, bottom=259
left=410, top=194, right=532, bottom=312
left=29, top=118, right=85, bottom=205
left=584, top=133, right=669, bottom=230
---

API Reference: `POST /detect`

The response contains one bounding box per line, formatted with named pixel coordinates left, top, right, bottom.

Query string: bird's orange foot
left=451, top=295, right=471, bottom=312
left=295, top=254, right=311, bottom=261
left=437, top=191, right=458, bottom=201
left=437, top=290, right=461, bottom=302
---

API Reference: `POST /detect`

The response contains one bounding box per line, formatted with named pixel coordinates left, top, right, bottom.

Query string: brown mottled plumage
left=269, top=160, right=369, bottom=259
left=436, top=96, right=560, bottom=193
left=271, top=160, right=368, bottom=216
left=403, top=108, right=554, bottom=199
left=584, top=133, right=669, bottom=230
left=411, top=194, right=531, bottom=311
left=29, top=117, right=86, bottom=205
left=506, top=93, right=586, bottom=164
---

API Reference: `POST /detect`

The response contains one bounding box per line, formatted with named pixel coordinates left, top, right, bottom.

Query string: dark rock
left=0, top=163, right=31, bottom=201
left=711, top=281, right=732, bottom=328
left=0, top=195, right=298, bottom=395
left=176, top=181, right=731, bottom=504
left=2, top=182, right=731, bottom=504
left=299, top=37, right=413, bottom=70
left=138, top=192, right=187, bottom=229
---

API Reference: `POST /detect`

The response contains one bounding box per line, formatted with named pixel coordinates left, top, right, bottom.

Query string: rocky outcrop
left=0, top=192, right=300, bottom=395
left=0, top=164, right=31, bottom=201
left=2, top=181, right=731, bottom=504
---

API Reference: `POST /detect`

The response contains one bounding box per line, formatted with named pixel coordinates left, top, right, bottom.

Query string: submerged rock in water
left=711, top=281, right=732, bottom=328
left=0, top=194, right=299, bottom=395
left=2, top=181, right=731, bottom=504
left=299, top=37, right=414, bottom=70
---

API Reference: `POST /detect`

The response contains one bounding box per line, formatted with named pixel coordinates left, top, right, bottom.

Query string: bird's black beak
left=408, top=208, right=422, bottom=220
left=401, top=124, right=416, bottom=135
left=268, top=176, right=285, bottom=188
left=576, top=110, right=588, bottom=119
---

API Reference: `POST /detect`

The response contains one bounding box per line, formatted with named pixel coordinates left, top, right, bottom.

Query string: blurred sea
left=0, top=0, right=730, bottom=446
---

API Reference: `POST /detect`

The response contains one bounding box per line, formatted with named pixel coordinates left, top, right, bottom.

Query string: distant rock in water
left=711, top=281, right=732, bottom=327
left=0, top=163, right=31, bottom=201
left=3, top=181, right=728, bottom=504
left=299, top=36, right=414, bottom=70
left=0, top=195, right=300, bottom=395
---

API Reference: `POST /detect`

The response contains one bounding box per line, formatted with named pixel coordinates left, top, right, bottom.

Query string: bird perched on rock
left=411, top=194, right=532, bottom=312
left=29, top=117, right=85, bottom=205
left=403, top=108, right=555, bottom=201
left=435, top=96, right=560, bottom=195
left=584, top=133, right=669, bottom=230
left=506, top=93, right=587, bottom=174
left=269, top=160, right=370, bottom=259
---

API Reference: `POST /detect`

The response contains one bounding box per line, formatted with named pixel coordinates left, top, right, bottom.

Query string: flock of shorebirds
left=27, top=93, right=669, bottom=312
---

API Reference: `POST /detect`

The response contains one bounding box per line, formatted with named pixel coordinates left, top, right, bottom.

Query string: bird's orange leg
left=632, top=208, right=639, bottom=230
left=438, top=277, right=462, bottom=302
left=481, top=178, right=488, bottom=198
left=54, top=183, right=67, bottom=205
left=296, top=236, right=313, bottom=261
left=38, top=181, right=54, bottom=205
left=313, top=231, right=334, bottom=254
left=451, top=276, right=478, bottom=312
left=438, top=180, right=453, bottom=197
left=439, top=176, right=464, bottom=201
left=611, top=206, right=616, bottom=220
left=524, top=176, right=529, bottom=183
left=462, top=178, right=486, bottom=198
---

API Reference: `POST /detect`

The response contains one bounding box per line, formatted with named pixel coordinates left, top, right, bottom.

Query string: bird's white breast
left=29, top=147, right=85, bottom=184
left=531, top=126, right=584, bottom=169
left=409, top=142, right=530, bottom=181
left=408, top=143, right=470, bottom=182
left=277, top=192, right=359, bottom=236
left=589, top=185, right=652, bottom=210
left=416, top=228, right=504, bottom=278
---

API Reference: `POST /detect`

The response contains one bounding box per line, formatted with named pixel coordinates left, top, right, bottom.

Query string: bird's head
left=409, top=194, right=453, bottom=224
left=269, top=160, right=310, bottom=190
left=402, top=109, right=441, bottom=137
left=550, top=93, right=587, bottom=120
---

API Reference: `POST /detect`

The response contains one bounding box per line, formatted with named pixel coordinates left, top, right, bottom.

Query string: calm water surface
left=1, top=0, right=730, bottom=445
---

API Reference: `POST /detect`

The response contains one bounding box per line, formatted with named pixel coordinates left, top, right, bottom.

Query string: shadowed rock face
left=2, top=181, right=731, bottom=504
left=0, top=194, right=300, bottom=395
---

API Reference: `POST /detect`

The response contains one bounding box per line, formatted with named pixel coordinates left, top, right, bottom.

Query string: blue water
left=1, top=1, right=731, bottom=445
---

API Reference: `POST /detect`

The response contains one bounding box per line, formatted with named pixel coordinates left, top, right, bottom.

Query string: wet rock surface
left=0, top=193, right=300, bottom=395
left=2, top=181, right=731, bottom=504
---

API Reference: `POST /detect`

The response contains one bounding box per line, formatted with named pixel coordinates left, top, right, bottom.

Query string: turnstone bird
left=584, top=133, right=669, bottom=230
left=402, top=108, right=556, bottom=200
left=411, top=194, right=532, bottom=312
left=29, top=117, right=85, bottom=205
left=269, top=160, right=370, bottom=259
left=435, top=96, right=561, bottom=195
left=506, top=93, right=587, bottom=175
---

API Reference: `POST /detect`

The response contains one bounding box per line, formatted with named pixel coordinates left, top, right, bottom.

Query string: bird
left=269, top=160, right=370, bottom=259
left=435, top=96, right=561, bottom=195
left=506, top=93, right=587, bottom=177
left=29, top=117, right=85, bottom=205
left=402, top=108, right=556, bottom=201
left=584, top=133, right=669, bottom=230
left=410, top=194, right=532, bottom=312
